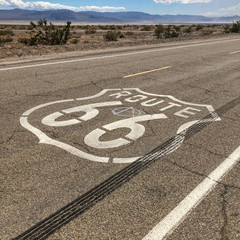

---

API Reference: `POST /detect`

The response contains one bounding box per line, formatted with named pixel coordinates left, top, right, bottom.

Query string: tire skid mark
left=14, top=96, right=240, bottom=240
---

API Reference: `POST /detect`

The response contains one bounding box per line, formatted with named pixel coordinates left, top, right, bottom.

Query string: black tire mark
left=13, top=96, right=240, bottom=240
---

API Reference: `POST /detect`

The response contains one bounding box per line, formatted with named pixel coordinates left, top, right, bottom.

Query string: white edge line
left=142, top=145, right=240, bottom=240
left=1, top=38, right=239, bottom=72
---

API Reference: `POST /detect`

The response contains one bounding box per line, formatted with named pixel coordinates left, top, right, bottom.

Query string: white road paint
left=22, top=99, right=75, bottom=117
left=127, top=88, right=220, bottom=118
left=174, top=107, right=201, bottom=118
left=42, top=101, right=122, bottom=127
left=21, top=89, right=114, bottom=163
left=42, top=111, right=81, bottom=127
left=113, top=157, right=140, bottom=164
left=20, top=88, right=221, bottom=163
left=1, top=38, right=239, bottom=72
left=84, top=114, right=167, bottom=149
left=143, top=145, right=240, bottom=240
left=20, top=116, right=109, bottom=163
left=21, top=89, right=115, bottom=116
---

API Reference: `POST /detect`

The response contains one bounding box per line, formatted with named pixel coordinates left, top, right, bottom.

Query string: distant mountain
left=0, top=9, right=239, bottom=23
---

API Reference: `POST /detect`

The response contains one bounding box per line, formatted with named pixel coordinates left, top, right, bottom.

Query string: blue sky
left=0, top=0, right=240, bottom=16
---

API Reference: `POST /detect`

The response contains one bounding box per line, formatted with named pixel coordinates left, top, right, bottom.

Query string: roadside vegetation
left=0, top=20, right=239, bottom=58
left=230, top=20, right=240, bottom=33
left=18, top=19, right=71, bottom=45
left=154, top=25, right=180, bottom=39
left=85, top=26, right=96, bottom=34
left=103, top=30, right=125, bottom=41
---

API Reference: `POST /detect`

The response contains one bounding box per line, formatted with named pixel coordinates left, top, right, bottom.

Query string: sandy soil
left=0, top=24, right=238, bottom=62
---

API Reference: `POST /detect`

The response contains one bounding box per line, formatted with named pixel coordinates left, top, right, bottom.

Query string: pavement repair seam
left=13, top=96, right=240, bottom=240
left=142, top=145, right=240, bottom=240
left=1, top=38, right=239, bottom=72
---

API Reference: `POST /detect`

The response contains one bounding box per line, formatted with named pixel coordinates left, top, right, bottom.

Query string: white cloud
left=0, top=0, right=125, bottom=12
left=153, top=0, right=211, bottom=4
left=0, top=0, right=10, bottom=5
left=205, top=3, right=240, bottom=17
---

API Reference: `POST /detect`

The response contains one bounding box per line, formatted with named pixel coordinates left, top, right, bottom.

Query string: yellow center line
left=123, top=66, right=172, bottom=78
left=229, top=50, right=240, bottom=55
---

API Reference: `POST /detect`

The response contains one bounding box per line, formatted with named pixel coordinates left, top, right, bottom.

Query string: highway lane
left=0, top=37, right=240, bottom=240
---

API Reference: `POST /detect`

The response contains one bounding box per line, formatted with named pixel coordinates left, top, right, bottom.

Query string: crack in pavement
left=163, top=156, right=240, bottom=191
left=72, top=141, right=92, bottom=154
left=13, top=85, right=18, bottom=96
left=35, top=71, right=54, bottom=85
left=0, top=128, right=22, bottom=145
left=220, top=185, right=229, bottom=240
left=1, top=75, right=113, bottom=101
left=91, top=81, right=104, bottom=91
left=145, top=121, right=157, bottom=136
left=185, top=84, right=216, bottom=95
left=25, top=79, right=107, bottom=100
left=186, top=142, right=228, bottom=158
left=12, top=94, right=240, bottom=240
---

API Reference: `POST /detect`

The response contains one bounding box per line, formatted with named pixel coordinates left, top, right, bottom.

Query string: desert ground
left=0, top=22, right=239, bottom=61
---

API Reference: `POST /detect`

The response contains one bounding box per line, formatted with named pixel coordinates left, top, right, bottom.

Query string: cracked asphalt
left=0, top=37, right=240, bottom=240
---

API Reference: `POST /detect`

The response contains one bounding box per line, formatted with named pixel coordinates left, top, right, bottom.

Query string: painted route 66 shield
left=20, top=88, right=221, bottom=163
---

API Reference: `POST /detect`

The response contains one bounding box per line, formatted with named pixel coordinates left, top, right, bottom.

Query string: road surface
left=1, top=37, right=240, bottom=240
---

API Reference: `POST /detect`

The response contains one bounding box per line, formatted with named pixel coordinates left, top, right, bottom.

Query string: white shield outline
left=20, top=88, right=221, bottom=163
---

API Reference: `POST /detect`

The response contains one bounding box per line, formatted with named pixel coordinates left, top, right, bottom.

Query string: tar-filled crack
left=186, top=142, right=228, bottom=158
left=7, top=75, right=119, bottom=102
left=146, top=121, right=156, bottom=136
left=186, top=84, right=216, bottom=95
left=220, top=185, right=229, bottom=240
left=35, top=72, right=54, bottom=85
left=13, top=85, right=18, bottom=96
left=72, top=141, right=91, bottom=154
left=91, top=81, right=103, bottom=91
left=163, top=156, right=207, bottom=178
left=163, top=157, right=240, bottom=191
left=0, top=129, right=24, bottom=145
left=45, top=131, right=59, bottom=140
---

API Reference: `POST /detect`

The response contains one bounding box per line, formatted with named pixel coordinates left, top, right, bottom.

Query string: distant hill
left=0, top=9, right=239, bottom=24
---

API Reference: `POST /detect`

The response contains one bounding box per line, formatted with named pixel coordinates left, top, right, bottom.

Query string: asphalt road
left=1, top=37, right=240, bottom=240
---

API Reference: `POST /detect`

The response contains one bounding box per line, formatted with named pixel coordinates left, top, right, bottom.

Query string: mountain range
left=0, top=9, right=239, bottom=24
